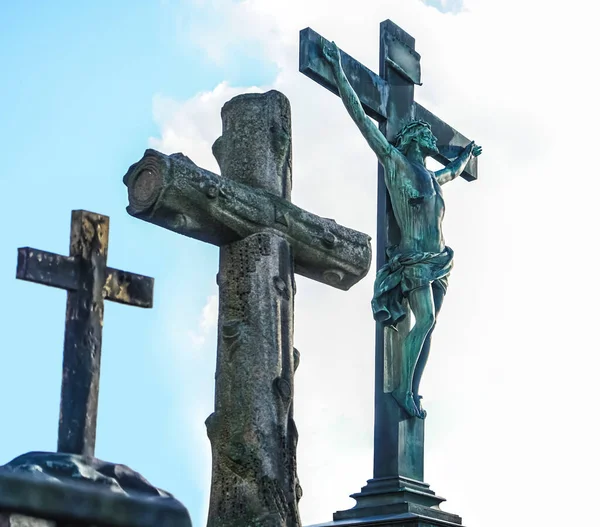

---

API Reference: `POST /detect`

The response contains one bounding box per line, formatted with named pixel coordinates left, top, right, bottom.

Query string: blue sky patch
left=422, top=0, right=464, bottom=14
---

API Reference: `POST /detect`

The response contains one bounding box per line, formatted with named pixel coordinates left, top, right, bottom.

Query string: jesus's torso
left=384, top=152, right=446, bottom=255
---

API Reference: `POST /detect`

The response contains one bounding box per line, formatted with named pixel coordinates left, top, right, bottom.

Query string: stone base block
left=0, top=452, right=191, bottom=527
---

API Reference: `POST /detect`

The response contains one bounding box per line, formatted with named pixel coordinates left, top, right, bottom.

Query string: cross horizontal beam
left=300, top=27, right=389, bottom=121
left=124, top=149, right=372, bottom=291
left=299, top=27, right=477, bottom=181
left=17, top=247, right=153, bottom=308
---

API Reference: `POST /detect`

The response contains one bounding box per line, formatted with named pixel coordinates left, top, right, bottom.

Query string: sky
left=1, top=0, right=599, bottom=526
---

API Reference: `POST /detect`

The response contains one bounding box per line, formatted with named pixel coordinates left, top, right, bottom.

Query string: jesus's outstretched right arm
left=323, top=41, right=392, bottom=165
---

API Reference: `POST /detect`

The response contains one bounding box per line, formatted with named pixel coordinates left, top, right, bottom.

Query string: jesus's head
left=394, top=120, right=439, bottom=157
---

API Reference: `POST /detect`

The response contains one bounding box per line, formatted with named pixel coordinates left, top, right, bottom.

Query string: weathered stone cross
left=123, top=90, right=371, bottom=526
left=299, top=20, right=475, bottom=524
left=16, top=210, right=154, bottom=458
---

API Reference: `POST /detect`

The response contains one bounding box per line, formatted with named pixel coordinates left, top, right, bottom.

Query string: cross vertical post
left=374, top=21, right=424, bottom=485
left=16, top=210, right=154, bottom=458
left=61, top=210, right=108, bottom=457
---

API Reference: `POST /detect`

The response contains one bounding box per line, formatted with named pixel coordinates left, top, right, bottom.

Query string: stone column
left=206, top=91, right=301, bottom=527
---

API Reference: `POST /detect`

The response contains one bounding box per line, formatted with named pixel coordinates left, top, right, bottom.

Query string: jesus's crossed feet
left=391, top=389, right=427, bottom=419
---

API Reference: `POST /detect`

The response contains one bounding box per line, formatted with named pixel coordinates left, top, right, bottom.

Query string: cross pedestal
left=0, top=454, right=191, bottom=527
left=300, top=20, right=477, bottom=526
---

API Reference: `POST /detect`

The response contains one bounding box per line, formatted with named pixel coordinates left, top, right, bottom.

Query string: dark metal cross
left=16, top=210, right=154, bottom=458
left=299, top=20, right=475, bottom=524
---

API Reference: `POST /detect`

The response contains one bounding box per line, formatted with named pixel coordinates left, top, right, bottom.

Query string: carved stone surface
left=123, top=93, right=370, bottom=293
left=123, top=148, right=370, bottom=291
left=0, top=452, right=191, bottom=527
left=213, top=91, right=293, bottom=199
left=124, top=90, right=372, bottom=526
left=206, top=92, right=301, bottom=527
left=207, top=232, right=300, bottom=526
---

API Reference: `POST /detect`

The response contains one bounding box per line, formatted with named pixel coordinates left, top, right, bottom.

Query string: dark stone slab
left=0, top=452, right=191, bottom=527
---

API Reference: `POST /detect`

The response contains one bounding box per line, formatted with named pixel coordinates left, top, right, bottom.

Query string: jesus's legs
left=391, top=285, right=435, bottom=418
left=411, top=284, right=445, bottom=418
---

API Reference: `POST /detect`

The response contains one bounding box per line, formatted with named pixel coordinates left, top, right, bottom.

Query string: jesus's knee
left=414, top=312, right=435, bottom=334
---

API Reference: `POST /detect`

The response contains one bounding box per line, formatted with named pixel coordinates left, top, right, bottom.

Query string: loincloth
left=371, top=246, right=454, bottom=327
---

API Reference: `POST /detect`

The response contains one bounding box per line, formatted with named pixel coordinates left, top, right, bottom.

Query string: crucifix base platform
left=309, top=509, right=462, bottom=527
left=317, top=475, right=461, bottom=527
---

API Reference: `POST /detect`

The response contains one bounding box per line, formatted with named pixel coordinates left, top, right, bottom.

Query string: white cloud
left=422, top=0, right=465, bottom=14
left=187, top=294, right=218, bottom=347
left=150, top=82, right=263, bottom=173
left=153, top=0, right=600, bottom=525
left=199, top=294, right=218, bottom=331
left=159, top=288, right=219, bottom=516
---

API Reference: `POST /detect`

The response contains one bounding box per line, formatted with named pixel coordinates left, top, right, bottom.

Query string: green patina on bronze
left=300, top=21, right=482, bottom=524
left=322, top=40, right=481, bottom=419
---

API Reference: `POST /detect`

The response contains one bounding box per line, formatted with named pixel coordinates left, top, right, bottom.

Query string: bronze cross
left=299, top=20, right=472, bottom=524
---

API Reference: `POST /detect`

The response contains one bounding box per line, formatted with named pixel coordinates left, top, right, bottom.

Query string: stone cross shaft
left=124, top=90, right=371, bottom=526
left=299, top=21, right=474, bottom=525
left=16, top=210, right=154, bottom=458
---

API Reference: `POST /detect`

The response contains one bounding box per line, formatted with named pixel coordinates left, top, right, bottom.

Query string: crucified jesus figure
left=323, top=41, right=482, bottom=419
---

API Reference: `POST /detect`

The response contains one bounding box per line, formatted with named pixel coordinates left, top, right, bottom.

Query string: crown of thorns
left=399, top=119, right=431, bottom=137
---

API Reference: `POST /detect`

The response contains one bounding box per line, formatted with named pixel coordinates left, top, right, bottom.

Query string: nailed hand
left=322, top=40, right=341, bottom=67
left=465, top=141, right=483, bottom=158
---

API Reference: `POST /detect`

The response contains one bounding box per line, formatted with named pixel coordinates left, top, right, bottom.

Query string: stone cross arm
left=299, top=27, right=477, bottom=181
left=124, top=149, right=372, bottom=291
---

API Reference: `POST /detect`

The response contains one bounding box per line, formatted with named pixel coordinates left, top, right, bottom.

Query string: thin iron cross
left=16, top=210, right=154, bottom=458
